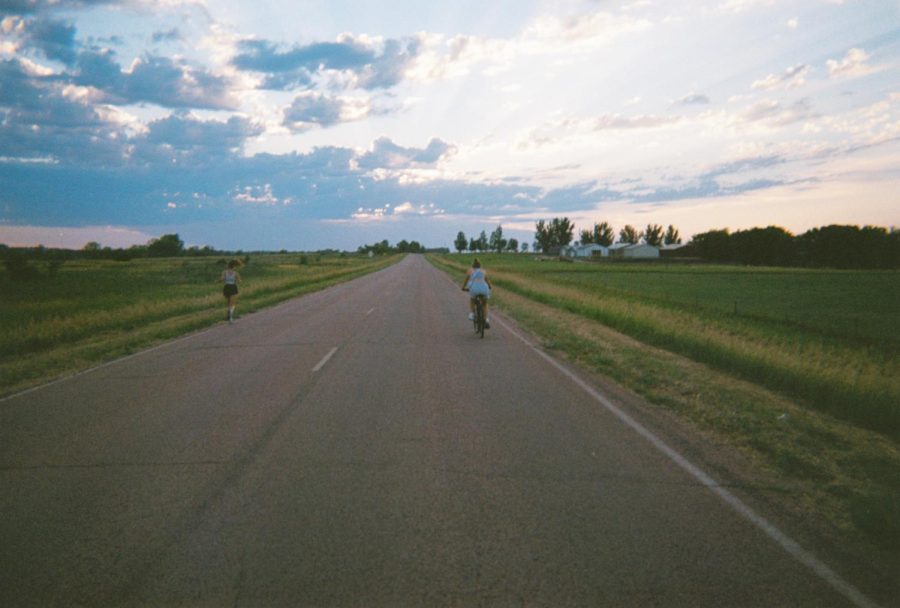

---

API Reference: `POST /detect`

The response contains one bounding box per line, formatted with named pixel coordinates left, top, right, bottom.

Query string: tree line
left=452, top=219, right=898, bottom=269
left=453, top=220, right=681, bottom=254
left=684, top=224, right=899, bottom=269
left=454, top=225, right=523, bottom=254
left=356, top=239, right=429, bottom=255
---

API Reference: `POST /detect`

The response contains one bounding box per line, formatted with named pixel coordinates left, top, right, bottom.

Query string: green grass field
left=0, top=253, right=399, bottom=397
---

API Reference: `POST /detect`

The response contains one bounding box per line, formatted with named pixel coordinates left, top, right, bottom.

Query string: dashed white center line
left=312, top=347, right=338, bottom=372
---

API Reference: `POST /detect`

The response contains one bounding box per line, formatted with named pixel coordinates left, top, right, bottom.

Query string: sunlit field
left=0, top=253, right=399, bottom=397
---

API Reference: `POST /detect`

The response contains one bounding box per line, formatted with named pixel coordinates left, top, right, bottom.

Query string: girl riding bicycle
left=461, top=258, right=493, bottom=328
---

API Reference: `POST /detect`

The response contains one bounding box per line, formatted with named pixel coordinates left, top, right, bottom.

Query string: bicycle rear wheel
left=475, top=296, right=485, bottom=338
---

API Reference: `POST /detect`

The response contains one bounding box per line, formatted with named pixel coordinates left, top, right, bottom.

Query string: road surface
left=0, top=255, right=877, bottom=606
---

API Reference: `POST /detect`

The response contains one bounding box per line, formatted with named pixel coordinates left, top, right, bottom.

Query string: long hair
left=472, top=258, right=481, bottom=268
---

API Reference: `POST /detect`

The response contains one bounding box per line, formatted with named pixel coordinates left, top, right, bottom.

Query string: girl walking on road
left=221, top=259, right=241, bottom=323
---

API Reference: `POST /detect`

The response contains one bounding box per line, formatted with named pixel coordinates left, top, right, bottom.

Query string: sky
left=0, top=0, right=897, bottom=251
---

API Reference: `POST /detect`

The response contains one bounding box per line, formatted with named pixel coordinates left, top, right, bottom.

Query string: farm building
left=561, top=244, right=608, bottom=258
left=608, top=243, right=660, bottom=259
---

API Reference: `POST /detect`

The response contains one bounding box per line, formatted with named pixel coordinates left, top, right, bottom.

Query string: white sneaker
left=468, top=312, right=475, bottom=321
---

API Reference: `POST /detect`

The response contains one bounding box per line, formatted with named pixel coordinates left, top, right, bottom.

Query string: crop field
left=0, top=253, right=399, bottom=397
left=433, top=253, right=899, bottom=437
left=430, top=253, right=900, bottom=554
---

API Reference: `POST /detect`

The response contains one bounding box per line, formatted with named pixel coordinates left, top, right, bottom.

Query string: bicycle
left=472, top=294, right=487, bottom=338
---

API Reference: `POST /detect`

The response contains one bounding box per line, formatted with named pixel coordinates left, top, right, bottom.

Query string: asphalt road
left=0, top=255, right=875, bottom=607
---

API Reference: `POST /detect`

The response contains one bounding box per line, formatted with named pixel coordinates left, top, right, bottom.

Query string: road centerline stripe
left=312, top=347, right=338, bottom=372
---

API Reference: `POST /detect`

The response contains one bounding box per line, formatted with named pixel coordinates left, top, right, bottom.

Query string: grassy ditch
left=429, top=253, right=900, bottom=556
left=0, top=253, right=400, bottom=397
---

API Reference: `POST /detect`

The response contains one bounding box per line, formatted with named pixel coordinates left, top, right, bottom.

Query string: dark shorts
left=223, top=284, right=238, bottom=297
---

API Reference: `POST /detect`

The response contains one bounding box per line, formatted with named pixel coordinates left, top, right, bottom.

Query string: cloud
left=357, top=136, right=455, bottom=169
left=592, top=113, right=682, bottom=130
left=0, top=0, right=123, bottom=15
left=740, top=98, right=814, bottom=127
left=232, top=183, right=292, bottom=206
left=351, top=201, right=445, bottom=220
left=521, top=11, right=652, bottom=46
left=232, top=34, right=421, bottom=91
left=672, top=93, right=711, bottom=106
left=826, top=48, right=880, bottom=79
left=151, top=28, right=181, bottom=43
left=6, top=14, right=239, bottom=110
left=0, top=58, right=127, bottom=164
left=752, top=64, right=810, bottom=90
left=119, top=54, right=237, bottom=109
left=144, top=113, right=263, bottom=151
left=71, top=50, right=238, bottom=109
left=516, top=111, right=683, bottom=150
left=282, top=92, right=364, bottom=131
left=701, top=154, right=785, bottom=178
left=407, top=11, right=651, bottom=83
left=24, top=17, right=78, bottom=65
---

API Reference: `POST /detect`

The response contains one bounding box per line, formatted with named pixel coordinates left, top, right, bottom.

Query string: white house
left=561, top=244, right=609, bottom=258
left=609, top=243, right=660, bottom=259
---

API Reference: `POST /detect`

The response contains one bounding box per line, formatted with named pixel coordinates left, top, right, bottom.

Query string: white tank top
left=223, top=270, right=237, bottom=285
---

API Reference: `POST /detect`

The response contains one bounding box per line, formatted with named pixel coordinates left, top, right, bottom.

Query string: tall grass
left=431, top=254, right=900, bottom=438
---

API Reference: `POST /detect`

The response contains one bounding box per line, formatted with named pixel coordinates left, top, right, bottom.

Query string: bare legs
left=468, top=298, right=489, bottom=319
left=226, top=295, right=237, bottom=321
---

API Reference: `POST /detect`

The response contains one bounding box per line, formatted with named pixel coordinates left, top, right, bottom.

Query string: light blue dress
left=467, top=268, right=491, bottom=298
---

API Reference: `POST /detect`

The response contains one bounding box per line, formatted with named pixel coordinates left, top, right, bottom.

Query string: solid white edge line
left=492, top=315, right=881, bottom=608
left=312, top=347, right=338, bottom=372
left=365, top=307, right=376, bottom=316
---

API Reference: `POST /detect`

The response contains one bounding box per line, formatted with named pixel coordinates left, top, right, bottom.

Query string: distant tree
left=82, top=241, right=101, bottom=253
left=579, top=229, right=593, bottom=244
left=507, top=238, right=519, bottom=252
left=489, top=224, right=507, bottom=253
left=476, top=230, right=489, bottom=252
left=521, top=242, right=529, bottom=253
left=644, top=223, right=664, bottom=247
left=535, top=217, right=575, bottom=252
left=454, top=231, right=467, bottom=253
left=689, top=229, right=731, bottom=262
left=147, top=233, right=184, bottom=257
left=468, top=237, right=477, bottom=252
left=397, top=239, right=411, bottom=253
left=731, top=226, right=795, bottom=266
left=535, top=220, right=553, bottom=253
left=798, top=224, right=898, bottom=269
left=550, top=217, right=575, bottom=248
left=618, top=225, right=641, bottom=244
left=595, top=221, right=615, bottom=246
left=664, top=225, right=682, bottom=245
